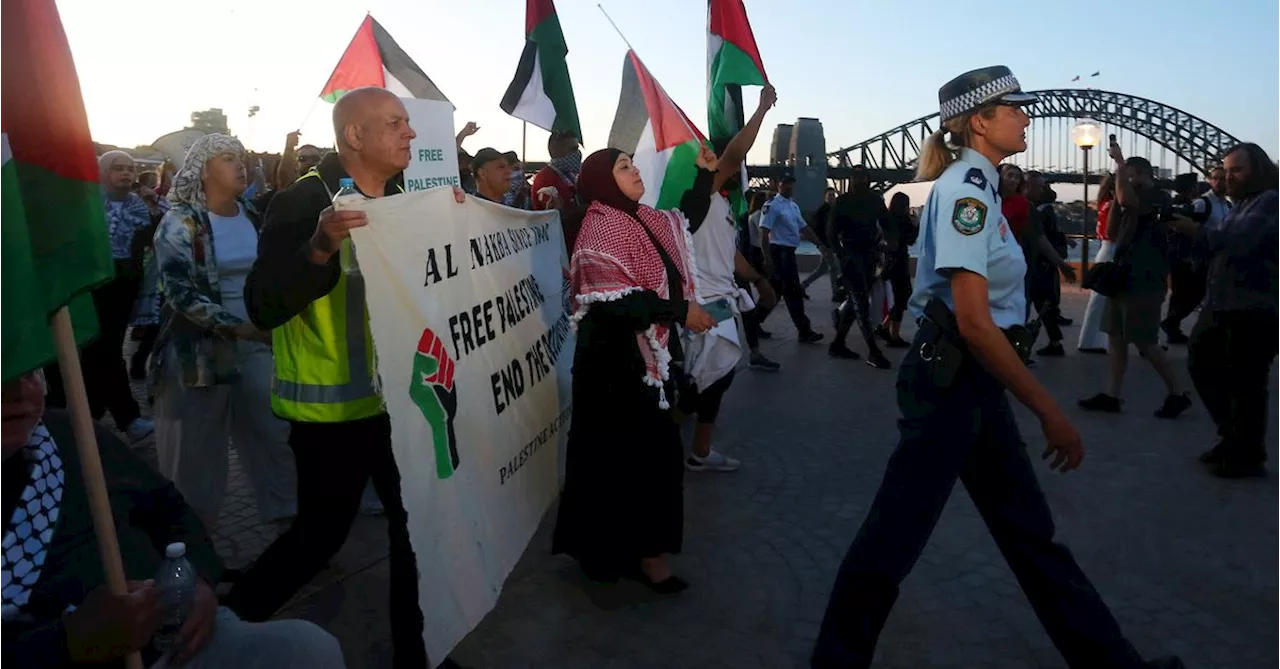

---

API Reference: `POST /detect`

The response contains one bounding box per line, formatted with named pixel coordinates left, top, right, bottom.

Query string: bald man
left=230, top=87, right=450, bottom=667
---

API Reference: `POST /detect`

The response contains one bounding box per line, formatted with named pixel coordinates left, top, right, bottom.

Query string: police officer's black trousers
left=812, top=335, right=1145, bottom=669
left=1188, top=309, right=1278, bottom=465
left=768, top=245, right=814, bottom=334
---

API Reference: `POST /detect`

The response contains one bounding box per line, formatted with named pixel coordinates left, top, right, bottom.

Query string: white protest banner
left=347, top=188, right=572, bottom=663
left=401, top=98, right=461, bottom=192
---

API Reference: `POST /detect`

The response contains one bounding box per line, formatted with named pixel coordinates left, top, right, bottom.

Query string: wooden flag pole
left=522, top=121, right=528, bottom=165
left=50, top=306, right=144, bottom=669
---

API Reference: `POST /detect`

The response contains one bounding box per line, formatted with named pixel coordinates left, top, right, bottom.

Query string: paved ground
left=183, top=285, right=1277, bottom=669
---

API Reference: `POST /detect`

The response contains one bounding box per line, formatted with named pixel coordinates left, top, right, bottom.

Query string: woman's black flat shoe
left=624, top=568, right=689, bottom=594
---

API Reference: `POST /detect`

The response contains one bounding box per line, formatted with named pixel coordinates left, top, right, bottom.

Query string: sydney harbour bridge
left=753, top=88, right=1240, bottom=204
left=521, top=88, right=1241, bottom=213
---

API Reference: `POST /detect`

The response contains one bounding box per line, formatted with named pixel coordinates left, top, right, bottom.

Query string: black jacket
left=245, top=153, right=402, bottom=330
left=830, top=190, right=886, bottom=253
left=2, top=410, right=223, bottom=667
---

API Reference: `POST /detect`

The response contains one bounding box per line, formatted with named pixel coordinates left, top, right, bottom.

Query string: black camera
left=1157, top=202, right=1192, bottom=222
left=1158, top=201, right=1204, bottom=223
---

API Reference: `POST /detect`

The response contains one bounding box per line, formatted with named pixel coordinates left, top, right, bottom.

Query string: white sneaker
left=126, top=417, right=155, bottom=442
left=686, top=450, right=741, bottom=472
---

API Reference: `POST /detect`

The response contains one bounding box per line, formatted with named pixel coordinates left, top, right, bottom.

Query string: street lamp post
left=1071, top=122, right=1101, bottom=276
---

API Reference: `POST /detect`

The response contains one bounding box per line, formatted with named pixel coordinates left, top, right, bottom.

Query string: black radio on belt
left=919, top=298, right=1035, bottom=386
left=918, top=298, right=967, bottom=389
left=1003, top=324, right=1035, bottom=364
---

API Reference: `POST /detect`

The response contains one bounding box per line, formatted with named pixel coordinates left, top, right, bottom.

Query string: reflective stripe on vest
left=269, top=171, right=401, bottom=422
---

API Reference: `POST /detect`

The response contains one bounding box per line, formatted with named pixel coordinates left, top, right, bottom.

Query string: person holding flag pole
left=677, top=83, right=782, bottom=473
left=2, top=2, right=345, bottom=668
left=502, top=0, right=586, bottom=246
left=708, top=0, right=769, bottom=218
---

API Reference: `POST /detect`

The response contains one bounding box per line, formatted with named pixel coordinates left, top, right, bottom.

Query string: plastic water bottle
left=332, top=177, right=364, bottom=208
left=333, top=178, right=366, bottom=274
left=153, top=542, right=197, bottom=654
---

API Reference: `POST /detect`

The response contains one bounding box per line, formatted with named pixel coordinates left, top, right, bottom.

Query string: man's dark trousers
left=226, top=414, right=428, bottom=667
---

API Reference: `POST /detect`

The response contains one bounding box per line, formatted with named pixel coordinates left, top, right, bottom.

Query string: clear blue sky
left=59, top=0, right=1277, bottom=167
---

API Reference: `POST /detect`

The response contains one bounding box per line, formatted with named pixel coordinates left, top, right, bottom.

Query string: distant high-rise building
left=788, top=118, right=827, bottom=215
left=771, top=124, right=793, bottom=167
left=190, top=108, right=229, bottom=135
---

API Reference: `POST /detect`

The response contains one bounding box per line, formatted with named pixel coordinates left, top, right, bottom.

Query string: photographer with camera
left=1078, top=142, right=1193, bottom=420
left=1161, top=169, right=1230, bottom=343
left=1187, top=144, right=1276, bottom=478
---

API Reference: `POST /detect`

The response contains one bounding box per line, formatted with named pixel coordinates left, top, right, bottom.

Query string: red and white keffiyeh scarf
left=570, top=201, right=699, bottom=408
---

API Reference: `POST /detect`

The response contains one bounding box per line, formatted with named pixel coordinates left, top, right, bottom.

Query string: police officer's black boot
left=828, top=302, right=860, bottom=360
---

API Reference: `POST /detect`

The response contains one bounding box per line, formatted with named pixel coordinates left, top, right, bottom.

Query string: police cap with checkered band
left=938, top=66, right=1038, bottom=123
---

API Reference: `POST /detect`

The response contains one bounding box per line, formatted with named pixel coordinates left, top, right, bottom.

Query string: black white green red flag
left=608, top=50, right=708, bottom=211
left=708, top=0, right=768, bottom=214
left=320, top=15, right=450, bottom=103
left=500, top=0, right=582, bottom=141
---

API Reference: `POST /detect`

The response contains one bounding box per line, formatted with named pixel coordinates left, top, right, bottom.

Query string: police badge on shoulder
left=951, top=198, right=987, bottom=236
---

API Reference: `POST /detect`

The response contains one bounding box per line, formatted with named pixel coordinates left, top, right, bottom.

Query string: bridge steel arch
left=828, top=89, right=1242, bottom=187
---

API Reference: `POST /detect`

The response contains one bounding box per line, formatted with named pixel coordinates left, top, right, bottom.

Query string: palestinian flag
left=320, top=15, right=450, bottom=103
left=607, top=50, right=707, bottom=211
left=708, top=0, right=767, bottom=215
left=500, top=0, right=582, bottom=141
left=708, top=0, right=767, bottom=141
left=2, top=0, right=114, bottom=382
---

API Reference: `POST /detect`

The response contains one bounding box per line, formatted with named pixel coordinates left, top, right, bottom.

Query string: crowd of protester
left=4, top=75, right=1275, bottom=668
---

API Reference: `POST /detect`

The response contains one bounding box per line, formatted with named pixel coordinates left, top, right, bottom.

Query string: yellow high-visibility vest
left=270, top=171, right=400, bottom=422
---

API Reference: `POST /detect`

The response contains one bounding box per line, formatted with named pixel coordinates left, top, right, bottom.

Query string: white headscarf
left=97, top=150, right=133, bottom=188
left=171, top=134, right=245, bottom=207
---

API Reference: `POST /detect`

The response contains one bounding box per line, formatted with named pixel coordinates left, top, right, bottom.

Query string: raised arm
left=275, top=131, right=300, bottom=188
left=678, top=165, right=717, bottom=233
left=1108, top=140, right=1139, bottom=211
left=713, top=84, right=776, bottom=193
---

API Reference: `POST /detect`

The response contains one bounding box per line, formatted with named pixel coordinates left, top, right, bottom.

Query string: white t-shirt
left=747, top=210, right=763, bottom=249
left=692, top=193, right=740, bottom=301
left=208, top=203, right=259, bottom=322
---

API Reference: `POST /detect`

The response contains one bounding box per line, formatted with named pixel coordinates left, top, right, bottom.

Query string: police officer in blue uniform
left=809, top=66, right=1185, bottom=669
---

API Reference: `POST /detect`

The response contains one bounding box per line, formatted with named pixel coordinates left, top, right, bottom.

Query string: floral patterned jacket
left=148, top=198, right=262, bottom=388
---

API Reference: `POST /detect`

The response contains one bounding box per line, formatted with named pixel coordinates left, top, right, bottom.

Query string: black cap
left=779, top=174, right=796, bottom=185
left=502, top=150, right=519, bottom=165
left=470, top=147, right=506, bottom=173
left=938, top=65, right=1038, bottom=122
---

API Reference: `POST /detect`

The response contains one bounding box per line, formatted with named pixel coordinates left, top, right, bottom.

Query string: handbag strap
left=627, top=212, right=685, bottom=305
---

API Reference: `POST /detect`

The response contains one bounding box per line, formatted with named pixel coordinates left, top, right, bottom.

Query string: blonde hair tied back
left=915, top=116, right=972, bottom=182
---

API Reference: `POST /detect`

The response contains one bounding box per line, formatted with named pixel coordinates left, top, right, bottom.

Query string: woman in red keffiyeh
left=552, top=148, right=718, bottom=593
